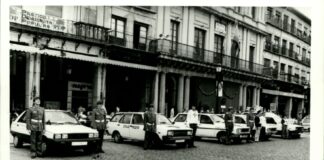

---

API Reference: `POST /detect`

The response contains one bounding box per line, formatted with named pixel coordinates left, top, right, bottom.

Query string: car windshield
left=45, top=111, right=79, bottom=125
left=157, top=115, right=172, bottom=125
left=210, top=115, right=224, bottom=123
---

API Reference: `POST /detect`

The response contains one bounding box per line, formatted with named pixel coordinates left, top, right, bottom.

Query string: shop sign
left=10, top=7, right=22, bottom=23
left=215, top=22, right=226, bottom=35
left=69, top=81, right=92, bottom=91
left=21, top=10, right=66, bottom=32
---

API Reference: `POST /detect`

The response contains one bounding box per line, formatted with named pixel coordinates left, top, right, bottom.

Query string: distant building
left=9, top=6, right=310, bottom=118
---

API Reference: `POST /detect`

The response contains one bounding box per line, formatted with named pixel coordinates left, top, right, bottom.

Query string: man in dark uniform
left=246, top=107, right=255, bottom=142
left=224, top=107, right=234, bottom=145
left=26, top=97, right=45, bottom=159
left=143, top=105, right=156, bottom=150
left=91, top=101, right=107, bottom=153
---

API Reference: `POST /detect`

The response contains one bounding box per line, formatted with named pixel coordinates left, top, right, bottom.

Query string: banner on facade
left=10, top=7, right=22, bottom=23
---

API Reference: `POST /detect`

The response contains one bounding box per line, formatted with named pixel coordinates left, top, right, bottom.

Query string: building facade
left=9, top=6, right=310, bottom=118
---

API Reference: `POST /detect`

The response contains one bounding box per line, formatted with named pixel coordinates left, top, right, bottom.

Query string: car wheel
left=13, top=136, right=23, bottom=148
left=113, top=132, right=123, bottom=143
left=218, top=133, right=226, bottom=144
left=40, top=142, right=49, bottom=156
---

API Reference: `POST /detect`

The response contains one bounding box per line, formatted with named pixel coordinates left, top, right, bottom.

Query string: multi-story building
left=9, top=6, right=310, bottom=118
left=261, top=7, right=311, bottom=118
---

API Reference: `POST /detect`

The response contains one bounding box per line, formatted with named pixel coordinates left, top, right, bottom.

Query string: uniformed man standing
left=224, top=106, right=234, bottom=145
left=143, top=105, right=156, bottom=150
left=186, top=106, right=199, bottom=147
left=254, top=110, right=262, bottom=142
left=26, top=97, right=45, bottom=159
left=246, top=107, right=255, bottom=142
left=91, top=101, right=107, bottom=153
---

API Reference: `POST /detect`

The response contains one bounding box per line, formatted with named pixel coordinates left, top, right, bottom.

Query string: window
left=302, top=48, right=307, bottom=61
left=18, top=112, right=26, bottom=123
left=170, top=20, right=179, bottom=54
left=280, top=63, right=286, bottom=73
left=234, top=7, right=241, bottom=13
left=251, top=7, right=256, bottom=19
left=110, top=16, right=126, bottom=45
left=275, top=11, right=281, bottom=23
left=214, top=34, right=224, bottom=63
left=296, top=46, right=301, bottom=59
left=111, top=114, right=123, bottom=122
left=80, top=6, right=97, bottom=24
left=194, top=28, right=206, bottom=60
left=200, top=115, right=213, bottom=124
left=273, top=61, right=279, bottom=78
left=295, top=68, right=300, bottom=83
left=264, top=58, right=271, bottom=67
left=133, top=22, right=148, bottom=50
left=282, top=39, right=287, bottom=55
left=174, top=114, right=187, bottom=122
left=267, top=7, right=273, bottom=19
left=304, top=27, right=308, bottom=36
left=120, top=114, right=132, bottom=124
left=283, top=15, right=289, bottom=30
left=274, top=36, right=280, bottom=53
left=45, top=6, right=62, bottom=18
left=235, top=116, right=246, bottom=124
left=249, top=46, right=255, bottom=71
left=132, top=114, right=144, bottom=125
left=266, top=117, right=276, bottom=124
left=291, top=19, right=295, bottom=33
left=288, top=65, right=293, bottom=82
left=289, top=42, right=294, bottom=57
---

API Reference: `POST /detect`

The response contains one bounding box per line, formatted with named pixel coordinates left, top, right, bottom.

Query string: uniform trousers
left=189, top=123, right=198, bottom=147
left=30, top=131, right=43, bottom=156
left=255, top=127, right=261, bottom=142
left=144, top=131, right=155, bottom=149
left=97, top=129, right=105, bottom=151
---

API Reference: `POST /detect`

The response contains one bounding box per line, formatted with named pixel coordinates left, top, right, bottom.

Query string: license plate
left=240, top=135, right=248, bottom=138
left=175, top=140, right=185, bottom=143
left=72, top=142, right=87, bottom=146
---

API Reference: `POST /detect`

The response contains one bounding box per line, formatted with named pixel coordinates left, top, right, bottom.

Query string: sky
left=295, top=7, right=312, bottom=19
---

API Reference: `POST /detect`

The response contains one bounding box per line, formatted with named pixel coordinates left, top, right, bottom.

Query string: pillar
left=25, top=53, right=40, bottom=109
left=93, top=64, right=103, bottom=107
left=297, top=99, right=304, bottom=115
left=239, top=85, right=244, bottom=108
left=226, top=24, right=232, bottom=56
left=272, top=95, right=279, bottom=112
left=242, top=85, right=247, bottom=110
left=252, top=87, right=257, bottom=107
left=159, top=72, right=166, bottom=115
left=181, top=7, right=189, bottom=44
left=285, top=97, right=293, bottom=118
left=256, top=88, right=261, bottom=106
left=177, top=75, right=184, bottom=114
left=153, top=72, right=160, bottom=113
left=183, top=76, right=190, bottom=112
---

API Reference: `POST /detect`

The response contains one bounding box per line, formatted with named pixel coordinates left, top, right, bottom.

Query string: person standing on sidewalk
left=91, top=100, right=107, bottom=153
left=143, top=105, right=156, bottom=150
left=254, top=110, right=262, bottom=142
left=246, top=107, right=255, bottom=142
left=25, top=97, right=45, bottom=159
left=186, top=105, right=199, bottom=147
left=224, top=107, right=234, bottom=145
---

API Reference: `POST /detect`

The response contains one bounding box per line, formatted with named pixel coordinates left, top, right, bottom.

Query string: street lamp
left=215, top=66, right=222, bottom=113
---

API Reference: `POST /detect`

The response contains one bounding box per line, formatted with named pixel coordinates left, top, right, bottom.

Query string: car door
left=11, top=111, right=30, bottom=136
left=118, top=114, right=132, bottom=138
left=173, top=114, right=187, bottom=128
left=129, top=114, right=145, bottom=140
left=107, top=114, right=123, bottom=134
left=197, top=115, right=215, bottom=137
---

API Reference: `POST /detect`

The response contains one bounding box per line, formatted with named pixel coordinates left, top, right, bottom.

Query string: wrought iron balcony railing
left=149, top=39, right=272, bottom=76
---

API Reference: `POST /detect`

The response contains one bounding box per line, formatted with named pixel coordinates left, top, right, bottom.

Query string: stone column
left=272, top=95, right=279, bottom=112
left=242, top=85, right=247, bottom=110
left=34, top=54, right=41, bottom=98
left=93, top=64, right=102, bottom=107
left=183, top=76, right=191, bottom=112
left=25, top=53, right=38, bottom=109
left=285, top=97, right=293, bottom=118
left=181, top=7, right=189, bottom=44
left=256, top=87, right=261, bottom=106
left=153, top=72, right=160, bottom=113
left=239, top=84, right=244, bottom=108
left=297, top=99, right=304, bottom=115
left=252, top=87, right=257, bottom=107
left=177, top=75, right=184, bottom=114
left=159, top=72, right=166, bottom=114
left=226, top=24, right=232, bottom=56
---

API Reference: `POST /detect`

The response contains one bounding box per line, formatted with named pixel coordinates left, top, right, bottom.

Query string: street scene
left=11, top=133, right=310, bottom=160
left=9, top=6, right=310, bottom=160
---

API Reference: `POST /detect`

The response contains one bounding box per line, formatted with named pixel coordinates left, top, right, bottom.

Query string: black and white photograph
left=0, top=3, right=323, bottom=160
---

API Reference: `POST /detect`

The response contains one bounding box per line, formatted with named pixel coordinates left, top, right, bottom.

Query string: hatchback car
left=107, top=112, right=193, bottom=147
left=301, top=115, right=310, bottom=132
left=11, top=110, right=100, bottom=154
left=172, top=113, right=250, bottom=144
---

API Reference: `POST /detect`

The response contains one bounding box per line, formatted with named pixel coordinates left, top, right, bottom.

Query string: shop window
left=45, top=6, right=62, bottom=18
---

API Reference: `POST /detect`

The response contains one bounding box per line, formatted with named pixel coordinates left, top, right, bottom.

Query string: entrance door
left=71, top=91, right=88, bottom=114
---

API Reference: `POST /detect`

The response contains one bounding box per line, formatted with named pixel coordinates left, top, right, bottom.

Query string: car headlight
left=54, top=134, right=62, bottom=139
left=89, top=133, right=94, bottom=138
left=62, top=134, right=68, bottom=139
left=167, top=131, right=174, bottom=136
left=94, top=133, right=99, bottom=138
left=187, top=131, right=193, bottom=136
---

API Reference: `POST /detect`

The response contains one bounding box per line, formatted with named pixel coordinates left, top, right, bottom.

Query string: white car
left=237, top=114, right=277, bottom=140
left=172, top=113, right=250, bottom=144
left=107, top=112, right=193, bottom=147
left=11, top=110, right=100, bottom=154
left=301, top=115, right=310, bottom=132
left=264, top=112, right=303, bottom=138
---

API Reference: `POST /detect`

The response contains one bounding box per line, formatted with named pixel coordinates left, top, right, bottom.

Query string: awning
left=262, top=89, right=304, bottom=99
left=10, top=43, right=158, bottom=71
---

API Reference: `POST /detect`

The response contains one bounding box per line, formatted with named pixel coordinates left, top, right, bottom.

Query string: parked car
left=264, top=112, right=303, bottom=138
left=107, top=112, right=193, bottom=147
left=301, top=115, right=310, bottom=132
left=172, top=113, right=250, bottom=144
left=11, top=110, right=100, bottom=154
left=237, top=114, right=277, bottom=141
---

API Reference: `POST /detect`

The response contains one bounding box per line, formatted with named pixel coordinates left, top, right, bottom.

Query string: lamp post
left=215, top=66, right=222, bottom=113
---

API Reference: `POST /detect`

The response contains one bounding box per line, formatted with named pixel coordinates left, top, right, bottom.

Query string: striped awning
left=10, top=43, right=157, bottom=71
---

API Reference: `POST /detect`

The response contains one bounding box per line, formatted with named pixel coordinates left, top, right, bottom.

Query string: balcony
left=264, top=41, right=310, bottom=66
left=272, top=71, right=309, bottom=86
left=149, top=39, right=272, bottom=76
left=265, top=14, right=311, bottom=44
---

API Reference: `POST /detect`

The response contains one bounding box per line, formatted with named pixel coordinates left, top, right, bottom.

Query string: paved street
left=11, top=133, right=309, bottom=160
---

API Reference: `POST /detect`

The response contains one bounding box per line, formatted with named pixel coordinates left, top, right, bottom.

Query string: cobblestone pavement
left=11, top=133, right=309, bottom=160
